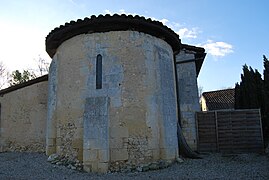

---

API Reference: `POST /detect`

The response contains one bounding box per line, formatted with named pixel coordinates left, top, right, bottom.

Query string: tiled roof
left=0, top=75, right=48, bottom=96
left=46, top=14, right=181, bottom=58
left=181, top=44, right=206, bottom=76
left=202, top=88, right=235, bottom=110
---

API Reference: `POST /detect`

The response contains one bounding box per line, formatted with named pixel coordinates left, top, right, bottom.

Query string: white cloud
left=103, top=9, right=135, bottom=16
left=149, top=18, right=199, bottom=40
left=159, top=18, right=169, bottom=25
left=202, top=40, right=233, bottom=57
left=102, top=10, right=233, bottom=58
left=176, top=28, right=198, bottom=39
left=102, top=10, right=200, bottom=40
left=148, top=16, right=169, bottom=25
left=104, top=9, right=112, bottom=14
left=119, top=9, right=126, bottom=14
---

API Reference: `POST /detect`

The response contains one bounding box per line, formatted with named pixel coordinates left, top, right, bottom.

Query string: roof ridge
left=46, top=14, right=176, bottom=39
left=202, top=88, right=234, bottom=95
left=46, top=14, right=181, bottom=57
left=0, top=74, right=48, bottom=96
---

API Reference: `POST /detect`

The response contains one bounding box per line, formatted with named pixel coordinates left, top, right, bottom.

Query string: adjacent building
left=200, top=88, right=235, bottom=111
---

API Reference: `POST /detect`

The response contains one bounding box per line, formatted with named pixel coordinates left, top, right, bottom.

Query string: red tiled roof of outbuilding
left=202, top=88, right=235, bottom=110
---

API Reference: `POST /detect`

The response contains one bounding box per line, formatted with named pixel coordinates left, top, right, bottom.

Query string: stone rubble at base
left=47, top=153, right=185, bottom=173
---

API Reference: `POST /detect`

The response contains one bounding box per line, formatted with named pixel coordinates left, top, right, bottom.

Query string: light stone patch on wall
left=46, top=56, right=58, bottom=155
left=157, top=46, right=178, bottom=160
left=83, top=97, right=109, bottom=173
left=50, top=36, right=90, bottom=161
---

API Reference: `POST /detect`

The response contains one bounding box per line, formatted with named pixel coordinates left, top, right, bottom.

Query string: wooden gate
left=196, top=109, right=264, bottom=153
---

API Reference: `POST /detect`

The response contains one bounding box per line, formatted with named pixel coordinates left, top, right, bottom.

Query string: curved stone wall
left=46, top=30, right=179, bottom=172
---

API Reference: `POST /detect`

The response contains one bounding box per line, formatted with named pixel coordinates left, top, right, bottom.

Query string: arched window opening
left=96, top=54, right=102, bottom=89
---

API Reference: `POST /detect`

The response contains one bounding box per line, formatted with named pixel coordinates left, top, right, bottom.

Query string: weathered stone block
left=83, top=149, right=98, bottom=162
left=148, top=138, right=158, bottom=149
left=56, top=146, right=61, bottom=153
left=83, top=139, right=95, bottom=149
left=109, top=138, right=123, bottom=149
left=110, top=127, right=128, bottom=138
left=152, top=149, right=160, bottom=160
left=46, top=146, right=56, bottom=155
left=83, top=162, right=98, bottom=172
left=160, top=148, right=177, bottom=160
left=97, top=162, right=109, bottom=173
left=83, top=97, right=109, bottom=150
left=164, top=136, right=178, bottom=147
left=46, top=138, right=56, bottom=146
left=110, top=148, right=128, bottom=161
left=98, top=149, right=109, bottom=162
left=56, top=137, right=62, bottom=146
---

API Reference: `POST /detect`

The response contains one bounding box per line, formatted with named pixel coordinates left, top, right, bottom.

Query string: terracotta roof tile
left=202, top=88, right=235, bottom=110
left=46, top=14, right=181, bottom=58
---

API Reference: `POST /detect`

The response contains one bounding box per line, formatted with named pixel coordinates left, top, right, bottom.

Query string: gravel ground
left=0, top=152, right=268, bottom=180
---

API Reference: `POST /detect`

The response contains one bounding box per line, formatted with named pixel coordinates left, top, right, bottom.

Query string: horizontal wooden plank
left=217, top=119, right=260, bottom=122
left=217, top=120, right=260, bottom=124
left=198, top=147, right=217, bottom=150
left=198, top=148, right=217, bottom=151
left=198, top=130, right=216, bottom=134
left=220, top=144, right=263, bottom=149
left=198, top=122, right=216, bottom=125
left=219, top=139, right=263, bottom=142
left=218, top=138, right=263, bottom=142
left=198, top=143, right=217, bottom=147
left=199, top=139, right=216, bottom=142
left=218, top=142, right=263, bottom=146
left=217, top=132, right=261, bottom=135
left=198, top=126, right=216, bottom=129
left=198, top=134, right=217, bottom=138
left=217, top=129, right=261, bottom=133
left=199, top=140, right=217, bottom=144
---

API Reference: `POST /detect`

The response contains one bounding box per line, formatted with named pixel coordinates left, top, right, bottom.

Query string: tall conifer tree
left=235, top=55, right=269, bottom=145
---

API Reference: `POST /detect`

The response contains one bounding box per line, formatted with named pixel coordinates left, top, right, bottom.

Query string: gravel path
left=0, top=152, right=268, bottom=180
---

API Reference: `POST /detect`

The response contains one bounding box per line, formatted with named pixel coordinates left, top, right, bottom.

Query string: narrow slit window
left=96, top=54, right=102, bottom=89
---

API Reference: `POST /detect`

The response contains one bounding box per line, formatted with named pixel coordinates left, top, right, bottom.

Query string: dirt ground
left=0, top=152, right=268, bottom=180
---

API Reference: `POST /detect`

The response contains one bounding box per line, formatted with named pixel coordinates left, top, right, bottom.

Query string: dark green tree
left=263, top=55, right=269, bottom=143
left=9, top=70, right=36, bottom=86
left=235, top=83, right=241, bottom=109
left=263, top=55, right=269, bottom=112
left=235, top=65, right=263, bottom=109
left=235, top=55, right=269, bottom=145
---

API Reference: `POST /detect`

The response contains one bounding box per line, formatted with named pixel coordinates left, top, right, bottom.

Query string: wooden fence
left=196, top=109, right=264, bottom=153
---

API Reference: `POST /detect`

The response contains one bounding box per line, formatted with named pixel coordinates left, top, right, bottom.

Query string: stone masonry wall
left=175, top=51, right=200, bottom=150
left=0, top=81, right=48, bottom=152
left=47, top=30, right=179, bottom=172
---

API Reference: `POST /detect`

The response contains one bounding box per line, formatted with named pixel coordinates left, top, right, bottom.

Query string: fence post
left=215, top=111, right=219, bottom=152
left=258, top=109, right=264, bottom=148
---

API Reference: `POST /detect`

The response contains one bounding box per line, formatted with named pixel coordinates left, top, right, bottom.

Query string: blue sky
left=0, top=0, right=269, bottom=91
